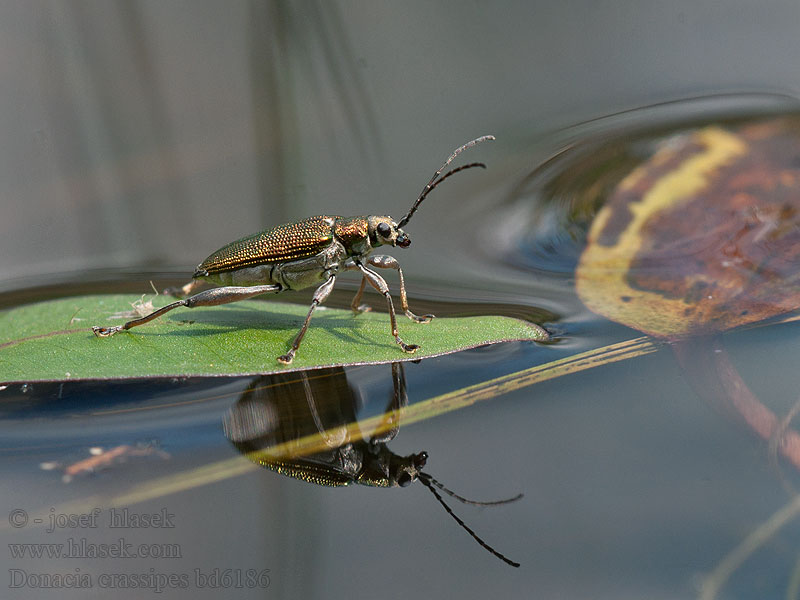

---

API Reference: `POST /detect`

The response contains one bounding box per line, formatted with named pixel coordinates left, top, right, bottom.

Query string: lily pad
left=0, top=294, right=548, bottom=383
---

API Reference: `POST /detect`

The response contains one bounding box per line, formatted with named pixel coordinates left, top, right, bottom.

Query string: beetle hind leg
left=92, top=283, right=281, bottom=337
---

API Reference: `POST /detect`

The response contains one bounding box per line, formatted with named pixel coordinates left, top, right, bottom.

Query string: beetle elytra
left=93, top=135, right=494, bottom=363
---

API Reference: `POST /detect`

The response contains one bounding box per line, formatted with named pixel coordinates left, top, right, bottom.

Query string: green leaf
left=0, top=294, right=548, bottom=382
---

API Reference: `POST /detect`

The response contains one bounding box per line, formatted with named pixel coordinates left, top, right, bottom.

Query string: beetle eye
left=376, top=222, right=391, bottom=237
left=397, top=472, right=413, bottom=487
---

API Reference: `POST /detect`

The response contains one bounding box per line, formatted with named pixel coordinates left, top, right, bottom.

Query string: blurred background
left=3, top=1, right=800, bottom=286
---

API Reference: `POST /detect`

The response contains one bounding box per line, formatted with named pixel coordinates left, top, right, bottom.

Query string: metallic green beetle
left=93, top=136, right=494, bottom=364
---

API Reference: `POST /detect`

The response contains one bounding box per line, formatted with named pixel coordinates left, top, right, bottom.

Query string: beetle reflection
left=223, top=363, right=521, bottom=567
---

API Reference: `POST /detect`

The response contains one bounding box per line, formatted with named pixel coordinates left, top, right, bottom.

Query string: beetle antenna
left=425, top=162, right=486, bottom=198
left=398, top=135, right=495, bottom=229
left=420, top=472, right=523, bottom=506
left=418, top=472, right=520, bottom=567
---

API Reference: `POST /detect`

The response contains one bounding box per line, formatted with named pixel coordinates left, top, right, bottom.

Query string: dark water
left=4, top=98, right=800, bottom=600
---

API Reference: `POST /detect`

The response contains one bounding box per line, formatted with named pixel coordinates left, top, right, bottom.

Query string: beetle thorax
left=334, top=216, right=372, bottom=258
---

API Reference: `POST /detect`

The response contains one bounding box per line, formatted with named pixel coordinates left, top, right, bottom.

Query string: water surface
left=4, top=97, right=800, bottom=599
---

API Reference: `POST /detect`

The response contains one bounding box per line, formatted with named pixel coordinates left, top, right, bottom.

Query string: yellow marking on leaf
left=577, top=127, right=749, bottom=336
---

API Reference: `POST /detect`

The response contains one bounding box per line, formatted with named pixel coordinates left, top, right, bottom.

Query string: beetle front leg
left=365, top=255, right=434, bottom=323
left=278, top=275, right=337, bottom=365
left=92, top=283, right=281, bottom=336
left=357, top=264, right=419, bottom=354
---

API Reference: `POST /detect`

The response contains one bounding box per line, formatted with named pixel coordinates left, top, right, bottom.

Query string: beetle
left=223, top=363, right=522, bottom=567
left=93, top=135, right=494, bottom=363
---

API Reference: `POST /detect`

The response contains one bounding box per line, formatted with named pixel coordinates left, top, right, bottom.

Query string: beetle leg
left=300, top=370, right=349, bottom=447
left=369, top=362, right=408, bottom=445
left=349, top=276, right=372, bottom=315
left=277, top=275, right=337, bottom=365
left=92, top=283, right=281, bottom=337
left=357, top=264, right=419, bottom=354
left=364, top=255, right=434, bottom=323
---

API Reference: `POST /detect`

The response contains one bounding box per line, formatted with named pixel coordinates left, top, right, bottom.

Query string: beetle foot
left=399, top=341, right=420, bottom=354
left=277, top=351, right=295, bottom=365
left=406, top=310, right=434, bottom=323
left=92, top=325, right=123, bottom=337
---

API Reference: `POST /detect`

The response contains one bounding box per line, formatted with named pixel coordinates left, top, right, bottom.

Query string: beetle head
left=368, top=216, right=411, bottom=249
left=388, top=450, right=428, bottom=487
